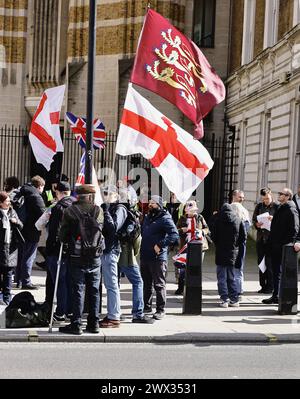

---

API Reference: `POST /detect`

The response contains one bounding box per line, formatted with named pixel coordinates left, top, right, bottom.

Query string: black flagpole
left=85, top=0, right=96, bottom=184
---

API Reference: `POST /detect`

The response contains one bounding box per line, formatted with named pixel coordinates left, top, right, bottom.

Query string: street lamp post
left=85, top=0, right=97, bottom=184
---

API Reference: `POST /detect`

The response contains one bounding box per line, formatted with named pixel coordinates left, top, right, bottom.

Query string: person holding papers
left=262, top=188, right=299, bottom=305
left=252, top=188, right=279, bottom=294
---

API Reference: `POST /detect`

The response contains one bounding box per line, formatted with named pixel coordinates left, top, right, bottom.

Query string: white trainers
left=229, top=301, right=240, bottom=307
left=219, top=301, right=229, bottom=308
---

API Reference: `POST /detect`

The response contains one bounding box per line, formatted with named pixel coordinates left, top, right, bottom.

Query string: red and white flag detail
left=29, top=85, right=65, bottom=171
left=130, top=9, right=226, bottom=139
left=116, top=85, right=214, bottom=203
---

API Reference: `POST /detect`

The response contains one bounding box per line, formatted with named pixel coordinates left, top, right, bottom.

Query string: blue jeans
left=1, top=267, right=13, bottom=304
left=47, top=255, right=72, bottom=317
left=21, top=241, right=38, bottom=286
left=69, top=258, right=101, bottom=326
left=101, top=252, right=121, bottom=320
left=119, top=265, right=144, bottom=319
left=234, top=240, right=246, bottom=295
left=216, top=265, right=238, bottom=303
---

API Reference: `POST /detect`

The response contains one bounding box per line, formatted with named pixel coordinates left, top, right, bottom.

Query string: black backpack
left=5, top=292, right=49, bottom=328
left=70, top=205, right=105, bottom=259
left=117, top=206, right=141, bottom=243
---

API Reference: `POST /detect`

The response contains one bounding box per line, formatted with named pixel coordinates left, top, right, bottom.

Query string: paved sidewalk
left=1, top=241, right=299, bottom=343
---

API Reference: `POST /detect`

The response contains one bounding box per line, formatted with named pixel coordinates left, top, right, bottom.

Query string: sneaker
left=120, top=314, right=126, bottom=321
left=262, top=296, right=278, bottom=304
left=219, top=301, right=229, bottom=308
left=99, top=317, right=120, bottom=328
left=21, top=284, right=39, bottom=290
left=229, top=301, right=240, bottom=307
left=143, top=307, right=153, bottom=314
left=53, top=313, right=66, bottom=322
left=132, top=316, right=155, bottom=324
left=59, top=323, right=83, bottom=335
left=238, top=295, right=243, bottom=302
left=85, top=323, right=100, bottom=333
left=153, top=311, right=165, bottom=320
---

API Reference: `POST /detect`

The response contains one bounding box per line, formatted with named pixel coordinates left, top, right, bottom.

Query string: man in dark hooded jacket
left=18, top=176, right=45, bottom=289
left=140, top=195, right=179, bottom=320
left=210, top=203, right=246, bottom=308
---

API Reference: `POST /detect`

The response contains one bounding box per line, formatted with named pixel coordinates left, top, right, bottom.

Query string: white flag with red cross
left=116, top=85, right=214, bottom=203
left=29, top=85, right=65, bottom=171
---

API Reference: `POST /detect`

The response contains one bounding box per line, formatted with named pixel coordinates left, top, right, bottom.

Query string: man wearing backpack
left=100, top=185, right=127, bottom=328
left=17, top=176, right=46, bottom=290
left=46, top=181, right=75, bottom=321
left=140, top=195, right=179, bottom=320
left=58, top=184, right=104, bottom=335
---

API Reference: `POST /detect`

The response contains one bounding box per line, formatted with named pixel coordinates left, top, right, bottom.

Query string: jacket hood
left=219, top=203, right=237, bottom=224
left=58, top=196, right=75, bottom=208
left=20, top=183, right=38, bottom=196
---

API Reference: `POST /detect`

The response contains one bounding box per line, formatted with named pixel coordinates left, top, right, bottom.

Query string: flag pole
left=85, top=0, right=97, bottom=184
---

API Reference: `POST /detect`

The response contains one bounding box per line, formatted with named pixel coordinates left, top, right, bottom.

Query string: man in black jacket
left=59, top=184, right=103, bottom=335
left=19, top=176, right=45, bottom=289
left=210, top=203, right=246, bottom=308
left=252, top=187, right=279, bottom=294
left=262, top=188, right=299, bottom=304
left=46, top=181, right=75, bottom=321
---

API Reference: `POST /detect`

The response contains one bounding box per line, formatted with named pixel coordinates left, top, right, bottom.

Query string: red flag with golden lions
left=130, top=9, right=226, bottom=139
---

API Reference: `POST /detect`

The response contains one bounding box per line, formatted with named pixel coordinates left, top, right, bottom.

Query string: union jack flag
left=76, top=153, right=86, bottom=186
left=173, top=244, right=187, bottom=267
left=66, top=112, right=106, bottom=150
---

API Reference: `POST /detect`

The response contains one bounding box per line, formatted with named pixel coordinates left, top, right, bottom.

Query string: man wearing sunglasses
left=262, top=188, right=299, bottom=304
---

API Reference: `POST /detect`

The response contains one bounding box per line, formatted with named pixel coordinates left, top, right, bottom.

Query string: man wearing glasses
left=262, top=188, right=299, bottom=304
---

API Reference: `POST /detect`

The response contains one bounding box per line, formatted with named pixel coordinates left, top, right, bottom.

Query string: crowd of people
left=0, top=174, right=299, bottom=334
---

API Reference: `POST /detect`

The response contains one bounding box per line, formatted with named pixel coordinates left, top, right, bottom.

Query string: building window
left=193, top=0, right=216, bottom=48
left=294, top=110, right=300, bottom=190
left=261, top=115, right=271, bottom=188
left=241, top=0, right=256, bottom=65
left=293, top=0, right=300, bottom=25
left=264, top=0, right=279, bottom=49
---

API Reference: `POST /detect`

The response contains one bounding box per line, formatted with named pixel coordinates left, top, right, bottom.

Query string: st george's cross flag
left=130, top=9, right=226, bottom=139
left=116, top=85, right=214, bottom=203
left=66, top=112, right=106, bottom=150
left=29, top=85, right=65, bottom=171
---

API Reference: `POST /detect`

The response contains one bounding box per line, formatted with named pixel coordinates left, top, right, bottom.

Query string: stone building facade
left=226, top=0, right=300, bottom=216
left=0, top=0, right=230, bottom=189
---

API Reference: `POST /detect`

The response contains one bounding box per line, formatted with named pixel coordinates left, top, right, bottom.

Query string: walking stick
left=48, top=243, right=64, bottom=333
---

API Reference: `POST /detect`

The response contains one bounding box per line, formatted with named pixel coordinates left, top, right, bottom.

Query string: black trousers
left=140, top=259, right=167, bottom=313
left=256, top=240, right=273, bottom=291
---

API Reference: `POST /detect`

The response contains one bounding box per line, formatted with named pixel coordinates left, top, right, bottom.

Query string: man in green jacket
left=118, top=233, right=154, bottom=323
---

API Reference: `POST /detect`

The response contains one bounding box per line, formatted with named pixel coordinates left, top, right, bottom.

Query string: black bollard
left=183, top=240, right=202, bottom=315
left=278, top=243, right=299, bottom=315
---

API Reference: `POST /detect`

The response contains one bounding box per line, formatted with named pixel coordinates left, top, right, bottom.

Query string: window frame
left=193, top=0, right=216, bottom=49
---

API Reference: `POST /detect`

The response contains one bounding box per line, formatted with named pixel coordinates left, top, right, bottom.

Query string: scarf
left=1, top=209, right=11, bottom=244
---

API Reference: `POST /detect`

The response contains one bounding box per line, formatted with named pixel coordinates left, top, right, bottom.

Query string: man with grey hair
left=263, top=188, right=299, bottom=304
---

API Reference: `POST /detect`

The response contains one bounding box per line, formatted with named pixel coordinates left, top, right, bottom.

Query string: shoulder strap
left=69, top=205, right=84, bottom=221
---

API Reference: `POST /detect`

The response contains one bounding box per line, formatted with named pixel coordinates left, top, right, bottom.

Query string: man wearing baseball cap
left=140, top=195, right=179, bottom=320
left=59, top=184, right=104, bottom=335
